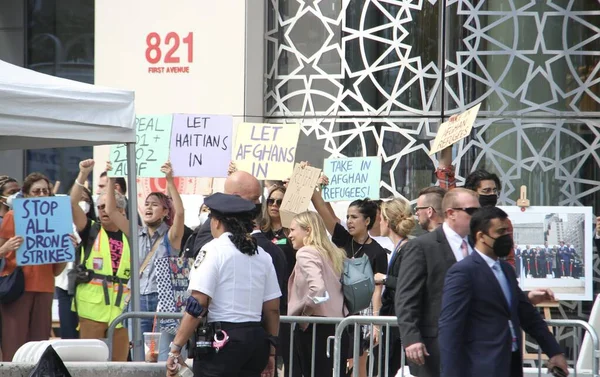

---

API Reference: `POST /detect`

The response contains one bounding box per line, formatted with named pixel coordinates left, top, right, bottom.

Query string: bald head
left=224, top=171, right=262, bottom=203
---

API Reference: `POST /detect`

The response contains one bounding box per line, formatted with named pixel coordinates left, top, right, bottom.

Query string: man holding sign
left=0, top=173, right=76, bottom=361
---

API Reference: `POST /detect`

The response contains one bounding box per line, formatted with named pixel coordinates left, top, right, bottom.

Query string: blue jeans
left=140, top=292, right=159, bottom=334
left=55, top=287, right=79, bottom=339
left=158, top=331, right=188, bottom=361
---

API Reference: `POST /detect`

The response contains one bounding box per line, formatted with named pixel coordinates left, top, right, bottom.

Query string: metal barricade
left=106, top=313, right=600, bottom=377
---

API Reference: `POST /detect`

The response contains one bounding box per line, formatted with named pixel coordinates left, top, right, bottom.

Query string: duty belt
left=91, top=272, right=129, bottom=307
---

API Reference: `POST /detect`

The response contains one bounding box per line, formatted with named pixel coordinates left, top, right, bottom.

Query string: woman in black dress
left=310, top=174, right=387, bottom=377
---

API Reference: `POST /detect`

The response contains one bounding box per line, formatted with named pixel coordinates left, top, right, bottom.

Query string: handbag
left=156, top=253, right=193, bottom=335
left=0, top=266, right=24, bottom=304
left=340, top=254, right=375, bottom=314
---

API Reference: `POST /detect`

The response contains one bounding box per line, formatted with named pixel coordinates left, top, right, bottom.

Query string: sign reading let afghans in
left=322, top=157, right=382, bottom=202
left=429, top=103, right=481, bottom=155
left=279, top=164, right=322, bottom=228
left=109, top=115, right=173, bottom=177
left=13, top=196, right=75, bottom=266
left=232, top=123, right=301, bottom=180
left=170, top=114, right=233, bottom=177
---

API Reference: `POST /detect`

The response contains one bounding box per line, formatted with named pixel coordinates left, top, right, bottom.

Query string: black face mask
left=484, top=233, right=513, bottom=258
left=479, top=194, right=498, bottom=207
left=253, top=203, right=263, bottom=217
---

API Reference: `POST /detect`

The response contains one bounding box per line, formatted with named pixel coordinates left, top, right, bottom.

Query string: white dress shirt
left=442, top=222, right=472, bottom=262
left=188, top=232, right=281, bottom=323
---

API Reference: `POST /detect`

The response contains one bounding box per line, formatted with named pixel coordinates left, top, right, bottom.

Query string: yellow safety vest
left=75, top=225, right=131, bottom=326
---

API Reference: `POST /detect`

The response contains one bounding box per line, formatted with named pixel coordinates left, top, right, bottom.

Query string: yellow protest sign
left=429, top=103, right=481, bottom=155
left=280, top=164, right=321, bottom=228
left=232, top=123, right=301, bottom=180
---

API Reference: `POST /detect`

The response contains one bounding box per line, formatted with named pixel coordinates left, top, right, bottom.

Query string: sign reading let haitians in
left=279, top=164, right=322, bottom=228
left=232, top=123, right=301, bottom=180
left=322, top=157, right=382, bottom=202
left=109, top=114, right=174, bottom=177
left=429, top=103, right=482, bottom=155
left=170, top=114, right=233, bottom=177
left=13, top=196, right=75, bottom=266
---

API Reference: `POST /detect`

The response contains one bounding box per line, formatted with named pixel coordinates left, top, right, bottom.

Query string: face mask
left=198, top=212, right=210, bottom=226
left=78, top=201, right=91, bottom=214
left=253, top=203, right=263, bottom=217
left=479, top=194, right=498, bottom=207
left=3, top=191, right=22, bottom=209
left=484, top=233, right=513, bottom=258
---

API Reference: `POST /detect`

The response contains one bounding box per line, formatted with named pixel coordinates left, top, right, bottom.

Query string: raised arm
left=104, top=162, right=130, bottom=237
left=71, top=160, right=94, bottom=232
left=310, top=174, right=339, bottom=236
left=164, top=162, right=184, bottom=253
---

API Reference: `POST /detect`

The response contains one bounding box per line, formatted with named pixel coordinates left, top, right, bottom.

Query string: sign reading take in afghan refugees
left=232, top=123, right=301, bottom=180
left=170, top=114, right=233, bottom=177
left=13, top=196, right=75, bottom=266
left=429, top=103, right=481, bottom=155
left=322, top=157, right=381, bottom=202
left=109, top=114, right=173, bottom=177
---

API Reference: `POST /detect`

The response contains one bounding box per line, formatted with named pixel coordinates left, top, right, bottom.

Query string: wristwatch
left=170, top=342, right=183, bottom=352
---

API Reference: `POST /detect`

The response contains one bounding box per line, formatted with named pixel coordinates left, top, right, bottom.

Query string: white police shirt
left=188, top=232, right=281, bottom=323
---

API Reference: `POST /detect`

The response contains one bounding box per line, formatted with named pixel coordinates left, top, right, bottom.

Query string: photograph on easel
left=499, top=206, right=594, bottom=302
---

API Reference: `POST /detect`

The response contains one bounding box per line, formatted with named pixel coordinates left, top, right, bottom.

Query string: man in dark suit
left=395, top=188, right=480, bottom=377
left=439, top=207, right=568, bottom=377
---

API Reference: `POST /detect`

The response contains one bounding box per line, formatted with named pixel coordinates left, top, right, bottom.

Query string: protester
left=311, top=171, right=387, bottom=377
left=287, top=211, right=349, bottom=377
left=0, top=173, right=70, bottom=361
left=0, top=176, right=20, bottom=227
left=70, top=159, right=130, bottom=361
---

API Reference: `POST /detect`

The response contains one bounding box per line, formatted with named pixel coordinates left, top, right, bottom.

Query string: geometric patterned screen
left=265, top=0, right=600, bottom=361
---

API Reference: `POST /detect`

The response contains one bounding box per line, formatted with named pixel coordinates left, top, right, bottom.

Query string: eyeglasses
left=267, top=198, right=283, bottom=206
left=451, top=207, right=480, bottom=216
left=30, top=188, right=50, bottom=196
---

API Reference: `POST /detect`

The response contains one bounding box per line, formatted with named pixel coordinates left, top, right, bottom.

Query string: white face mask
left=79, top=201, right=91, bottom=214
left=198, top=212, right=210, bottom=226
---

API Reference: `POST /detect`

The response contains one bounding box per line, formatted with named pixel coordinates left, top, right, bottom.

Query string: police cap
left=203, top=192, right=256, bottom=215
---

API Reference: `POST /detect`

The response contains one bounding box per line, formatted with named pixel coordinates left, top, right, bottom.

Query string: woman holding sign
left=310, top=170, right=387, bottom=377
left=0, top=173, right=72, bottom=361
left=105, top=161, right=185, bottom=358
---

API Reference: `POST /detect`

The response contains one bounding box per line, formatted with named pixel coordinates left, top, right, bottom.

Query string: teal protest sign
left=322, top=157, right=381, bottom=202
left=13, top=196, right=75, bottom=266
left=109, top=114, right=173, bottom=177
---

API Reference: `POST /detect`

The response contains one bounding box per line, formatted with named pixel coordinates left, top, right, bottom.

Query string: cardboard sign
left=13, top=196, right=75, bottom=266
left=170, top=114, right=233, bottom=177
left=280, top=164, right=321, bottom=228
left=429, top=103, right=482, bottom=155
left=322, top=157, right=381, bottom=202
left=232, top=123, right=300, bottom=180
left=109, top=114, right=173, bottom=177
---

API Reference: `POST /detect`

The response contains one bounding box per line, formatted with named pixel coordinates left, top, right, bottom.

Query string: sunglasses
left=267, top=198, right=283, bottom=206
left=451, top=207, right=480, bottom=216
left=31, top=188, right=50, bottom=196
left=414, top=206, right=434, bottom=213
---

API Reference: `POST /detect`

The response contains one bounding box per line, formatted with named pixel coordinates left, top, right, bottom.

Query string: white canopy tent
left=0, top=59, right=145, bottom=360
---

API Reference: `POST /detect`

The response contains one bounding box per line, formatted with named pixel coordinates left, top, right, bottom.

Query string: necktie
left=461, top=240, right=469, bottom=258
left=492, top=261, right=518, bottom=351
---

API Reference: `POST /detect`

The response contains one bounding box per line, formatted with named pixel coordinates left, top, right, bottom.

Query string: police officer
left=166, top=193, right=281, bottom=377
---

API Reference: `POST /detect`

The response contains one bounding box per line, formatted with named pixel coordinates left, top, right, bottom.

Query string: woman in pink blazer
left=288, top=211, right=349, bottom=377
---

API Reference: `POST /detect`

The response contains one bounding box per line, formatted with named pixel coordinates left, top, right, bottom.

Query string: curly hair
left=211, top=210, right=258, bottom=256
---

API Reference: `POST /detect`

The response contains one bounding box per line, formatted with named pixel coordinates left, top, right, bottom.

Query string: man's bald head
left=224, top=171, right=262, bottom=203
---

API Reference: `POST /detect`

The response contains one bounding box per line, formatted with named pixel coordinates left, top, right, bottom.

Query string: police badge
left=194, top=250, right=207, bottom=268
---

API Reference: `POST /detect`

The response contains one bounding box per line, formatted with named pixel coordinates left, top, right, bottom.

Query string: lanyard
left=351, top=235, right=370, bottom=258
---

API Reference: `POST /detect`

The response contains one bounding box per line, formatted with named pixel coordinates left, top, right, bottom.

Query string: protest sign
left=232, top=123, right=300, bottom=180
left=322, top=157, right=381, bottom=202
left=429, top=103, right=481, bottom=155
left=109, top=115, right=173, bottom=177
left=280, top=164, right=321, bottom=228
left=170, top=114, right=233, bottom=177
left=13, top=196, right=75, bottom=266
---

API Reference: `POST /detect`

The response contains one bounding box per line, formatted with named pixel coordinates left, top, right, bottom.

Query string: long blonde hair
left=260, top=185, right=287, bottom=233
left=293, top=211, right=346, bottom=275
